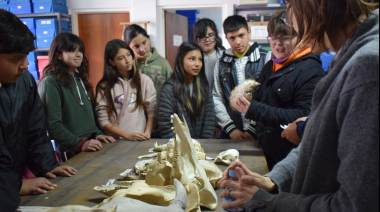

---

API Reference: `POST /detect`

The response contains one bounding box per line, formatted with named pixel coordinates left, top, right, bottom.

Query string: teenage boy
left=0, top=9, right=77, bottom=211
left=213, top=15, right=269, bottom=140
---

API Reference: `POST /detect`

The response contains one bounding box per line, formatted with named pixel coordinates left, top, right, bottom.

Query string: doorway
left=78, top=13, right=130, bottom=90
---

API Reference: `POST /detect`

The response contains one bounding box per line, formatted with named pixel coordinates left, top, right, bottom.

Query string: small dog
left=229, top=79, right=261, bottom=111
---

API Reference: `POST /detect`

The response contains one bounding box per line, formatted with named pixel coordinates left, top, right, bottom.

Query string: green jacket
left=138, top=47, right=173, bottom=102
left=39, top=74, right=103, bottom=154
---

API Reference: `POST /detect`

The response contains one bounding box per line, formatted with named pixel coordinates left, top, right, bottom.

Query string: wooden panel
left=165, top=12, right=188, bottom=70
left=78, top=13, right=130, bottom=91
left=20, top=139, right=268, bottom=211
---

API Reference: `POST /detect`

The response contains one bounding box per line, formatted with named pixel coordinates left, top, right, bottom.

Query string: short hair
left=0, top=9, right=35, bottom=54
left=223, top=15, right=249, bottom=35
left=267, top=9, right=298, bottom=36
left=288, top=0, right=379, bottom=50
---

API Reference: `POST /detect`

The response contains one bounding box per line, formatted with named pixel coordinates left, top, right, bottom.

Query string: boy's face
left=225, top=27, right=251, bottom=55
left=0, top=53, right=28, bottom=84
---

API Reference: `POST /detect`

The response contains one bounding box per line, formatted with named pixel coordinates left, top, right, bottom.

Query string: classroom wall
left=66, top=0, right=239, bottom=57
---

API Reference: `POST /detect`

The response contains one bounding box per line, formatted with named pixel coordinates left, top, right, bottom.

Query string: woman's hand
left=96, top=135, right=116, bottom=143
left=82, top=139, right=103, bottom=152
left=20, top=178, right=57, bottom=195
left=219, top=161, right=276, bottom=192
left=142, top=132, right=151, bottom=140
left=235, top=94, right=251, bottom=115
left=45, top=166, right=77, bottom=178
left=125, top=132, right=149, bottom=141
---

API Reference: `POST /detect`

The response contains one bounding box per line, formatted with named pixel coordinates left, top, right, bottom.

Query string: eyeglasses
left=267, top=36, right=293, bottom=44
left=280, top=9, right=291, bottom=27
left=198, top=33, right=216, bottom=43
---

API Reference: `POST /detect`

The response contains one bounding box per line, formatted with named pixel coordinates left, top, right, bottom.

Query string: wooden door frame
left=156, top=4, right=227, bottom=58
left=69, top=8, right=132, bottom=36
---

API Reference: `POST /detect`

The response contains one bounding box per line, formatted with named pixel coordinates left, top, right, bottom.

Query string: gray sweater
left=252, top=14, right=379, bottom=212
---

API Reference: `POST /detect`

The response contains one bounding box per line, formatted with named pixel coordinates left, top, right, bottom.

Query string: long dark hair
left=194, top=18, right=225, bottom=53
left=96, top=39, right=144, bottom=122
left=41, top=32, right=94, bottom=101
left=124, top=24, right=150, bottom=46
left=171, top=42, right=209, bottom=125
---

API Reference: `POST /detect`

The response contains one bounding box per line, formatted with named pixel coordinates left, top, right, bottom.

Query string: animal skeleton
left=214, top=149, right=240, bottom=165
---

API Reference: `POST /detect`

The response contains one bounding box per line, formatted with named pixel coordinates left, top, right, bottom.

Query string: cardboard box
left=240, top=0, right=269, bottom=5
left=33, top=3, right=67, bottom=14
left=9, top=3, right=32, bottom=14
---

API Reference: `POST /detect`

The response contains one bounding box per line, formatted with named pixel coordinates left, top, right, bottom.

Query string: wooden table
left=20, top=139, right=269, bottom=211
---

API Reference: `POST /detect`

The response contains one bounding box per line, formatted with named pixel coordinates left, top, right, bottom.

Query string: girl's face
left=197, top=27, right=217, bottom=55
left=109, top=48, right=134, bottom=75
left=183, top=49, right=203, bottom=79
left=129, top=34, right=151, bottom=61
left=58, top=47, right=83, bottom=69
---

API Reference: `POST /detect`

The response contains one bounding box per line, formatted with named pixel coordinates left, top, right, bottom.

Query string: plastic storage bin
left=9, top=0, right=30, bottom=3
left=28, top=62, right=39, bottom=80
left=36, top=37, right=53, bottom=48
left=20, top=17, right=35, bottom=29
left=35, top=18, right=70, bottom=30
left=0, top=0, right=8, bottom=5
left=28, top=52, right=47, bottom=62
left=32, top=0, right=65, bottom=6
left=33, top=3, right=67, bottom=14
left=0, top=5, right=9, bottom=11
left=9, top=3, right=32, bottom=14
left=37, top=55, right=49, bottom=77
left=36, top=28, right=57, bottom=38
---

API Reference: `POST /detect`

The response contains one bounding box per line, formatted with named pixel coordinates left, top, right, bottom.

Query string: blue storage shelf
left=35, top=18, right=69, bottom=30
left=32, top=0, right=65, bottom=6
left=27, top=51, right=48, bottom=62
left=36, top=37, right=54, bottom=48
left=20, top=17, right=35, bottom=29
left=0, top=0, right=8, bottom=5
left=9, top=3, right=32, bottom=14
left=0, top=5, right=9, bottom=10
left=33, top=3, right=67, bottom=14
left=9, top=0, right=30, bottom=3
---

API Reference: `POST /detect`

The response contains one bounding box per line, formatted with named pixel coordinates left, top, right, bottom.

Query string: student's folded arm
left=38, top=78, right=82, bottom=154
left=158, top=84, right=176, bottom=138
left=245, top=66, right=325, bottom=126
left=201, top=92, right=216, bottom=138
left=26, top=75, right=58, bottom=177
left=212, top=61, right=237, bottom=134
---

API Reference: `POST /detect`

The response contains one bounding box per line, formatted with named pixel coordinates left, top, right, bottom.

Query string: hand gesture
left=45, top=165, right=77, bottom=178
left=82, top=139, right=103, bottom=152
left=96, top=135, right=116, bottom=143
left=235, top=94, right=251, bottom=115
left=229, top=129, right=246, bottom=140
left=20, top=178, right=57, bottom=195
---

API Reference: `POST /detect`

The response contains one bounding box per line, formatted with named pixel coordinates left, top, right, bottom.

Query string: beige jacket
left=96, top=74, right=157, bottom=137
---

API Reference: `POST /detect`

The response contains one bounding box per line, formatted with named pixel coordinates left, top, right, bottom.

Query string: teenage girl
left=39, top=33, right=115, bottom=161
left=96, top=39, right=157, bottom=141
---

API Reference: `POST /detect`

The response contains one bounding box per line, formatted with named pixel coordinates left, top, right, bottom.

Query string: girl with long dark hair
left=96, top=39, right=157, bottom=141
left=193, top=18, right=225, bottom=89
left=158, top=42, right=215, bottom=138
left=39, top=33, right=115, bottom=161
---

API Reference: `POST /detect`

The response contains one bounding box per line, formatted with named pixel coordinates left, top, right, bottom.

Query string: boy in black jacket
left=0, top=9, right=77, bottom=211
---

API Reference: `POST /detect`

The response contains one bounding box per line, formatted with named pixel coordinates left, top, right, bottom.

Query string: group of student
left=0, top=0, right=379, bottom=210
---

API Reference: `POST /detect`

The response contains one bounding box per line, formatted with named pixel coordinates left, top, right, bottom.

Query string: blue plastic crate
left=0, top=0, right=8, bottom=5
left=29, top=28, right=36, bottom=37
left=35, top=18, right=70, bottom=30
left=20, top=18, right=35, bottom=29
left=29, top=70, right=39, bottom=81
left=27, top=52, right=47, bottom=62
left=9, top=0, right=30, bottom=3
left=36, top=37, right=53, bottom=48
left=33, top=3, right=67, bottom=14
left=32, top=0, right=65, bottom=6
left=9, top=3, right=32, bottom=14
left=0, top=5, right=9, bottom=10
left=36, top=28, right=57, bottom=38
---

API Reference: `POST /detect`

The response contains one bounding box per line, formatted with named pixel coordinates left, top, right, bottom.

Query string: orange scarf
left=273, top=46, right=312, bottom=73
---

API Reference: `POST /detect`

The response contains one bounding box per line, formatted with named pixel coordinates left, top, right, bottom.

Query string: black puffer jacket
left=246, top=53, right=325, bottom=170
left=0, top=72, right=58, bottom=193
left=158, top=79, right=215, bottom=138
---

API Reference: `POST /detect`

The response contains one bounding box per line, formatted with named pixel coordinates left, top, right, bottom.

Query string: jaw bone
left=98, top=179, right=187, bottom=212
left=170, top=114, right=218, bottom=210
left=214, top=149, right=240, bottom=165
